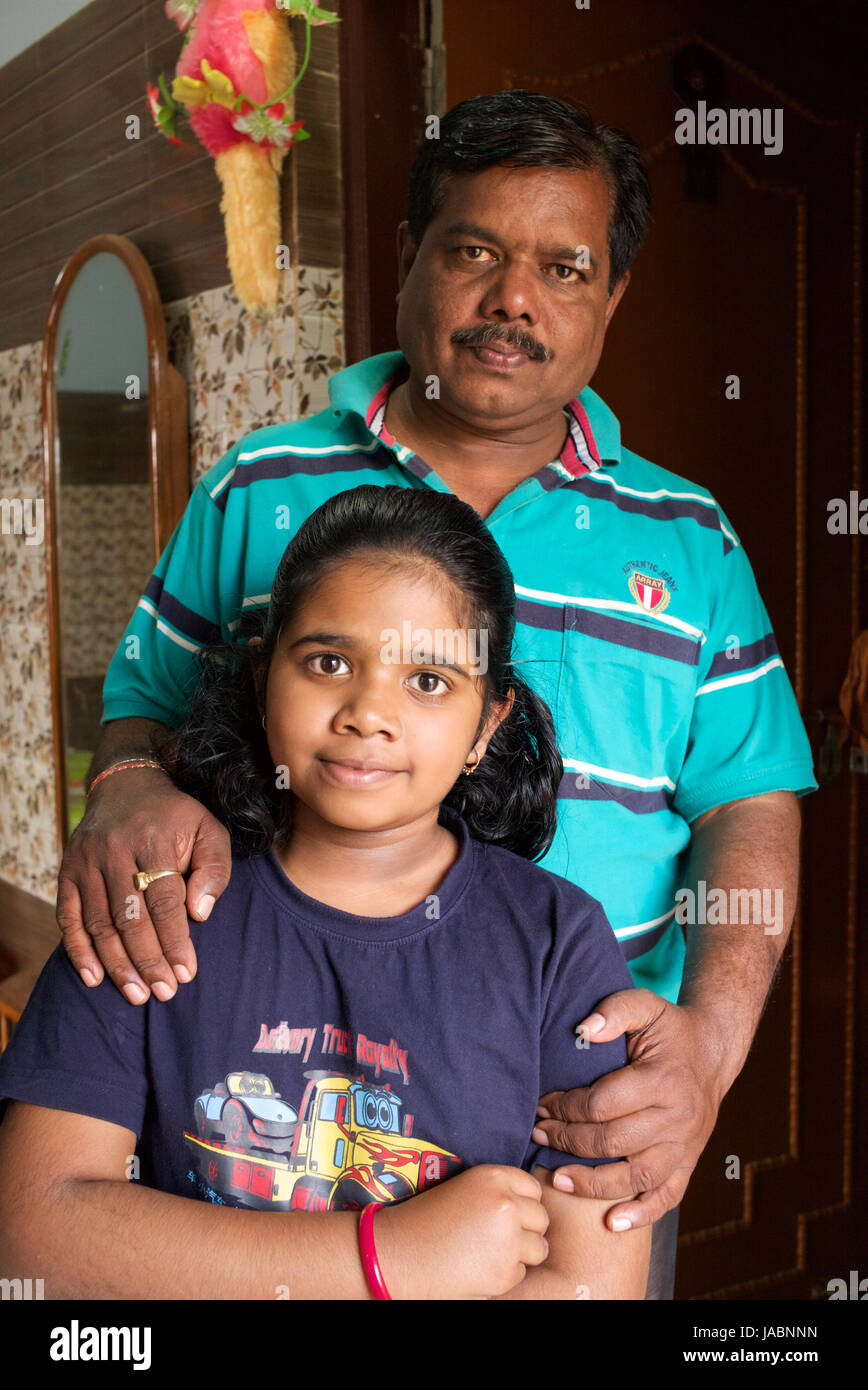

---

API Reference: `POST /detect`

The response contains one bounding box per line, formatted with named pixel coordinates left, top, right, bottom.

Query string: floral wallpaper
left=0, top=340, right=58, bottom=900
left=59, top=486, right=155, bottom=680
left=0, top=266, right=343, bottom=901
left=166, top=266, right=344, bottom=485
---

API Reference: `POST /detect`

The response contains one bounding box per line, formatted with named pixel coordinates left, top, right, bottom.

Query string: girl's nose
left=334, top=678, right=401, bottom=738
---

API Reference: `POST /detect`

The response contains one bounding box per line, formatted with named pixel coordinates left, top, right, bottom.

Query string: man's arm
left=677, top=789, right=800, bottom=1090
left=57, top=716, right=232, bottom=1004
left=532, top=790, right=801, bottom=1229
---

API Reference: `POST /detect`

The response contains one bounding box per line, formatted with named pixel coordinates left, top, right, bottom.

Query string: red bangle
left=358, top=1202, right=391, bottom=1300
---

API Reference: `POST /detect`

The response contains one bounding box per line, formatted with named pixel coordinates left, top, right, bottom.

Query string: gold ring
left=134, top=870, right=183, bottom=892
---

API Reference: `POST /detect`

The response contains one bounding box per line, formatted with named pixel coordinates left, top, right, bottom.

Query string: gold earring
left=463, top=749, right=480, bottom=775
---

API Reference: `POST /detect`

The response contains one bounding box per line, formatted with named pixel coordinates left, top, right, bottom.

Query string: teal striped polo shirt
left=102, top=350, right=817, bottom=1001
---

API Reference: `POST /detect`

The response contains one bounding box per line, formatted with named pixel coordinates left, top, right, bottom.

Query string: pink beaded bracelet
left=358, top=1202, right=391, bottom=1300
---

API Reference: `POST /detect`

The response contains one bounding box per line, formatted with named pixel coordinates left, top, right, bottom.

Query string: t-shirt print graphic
left=184, top=1068, right=461, bottom=1210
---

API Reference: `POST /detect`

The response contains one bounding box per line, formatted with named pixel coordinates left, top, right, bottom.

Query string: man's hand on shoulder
left=57, top=765, right=231, bottom=1005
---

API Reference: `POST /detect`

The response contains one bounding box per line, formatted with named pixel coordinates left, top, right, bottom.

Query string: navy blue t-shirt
left=0, top=809, right=634, bottom=1212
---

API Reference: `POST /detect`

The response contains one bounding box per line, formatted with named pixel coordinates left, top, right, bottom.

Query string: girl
left=0, top=485, right=650, bottom=1300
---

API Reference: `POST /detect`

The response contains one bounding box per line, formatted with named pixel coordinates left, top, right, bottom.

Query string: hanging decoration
left=147, top=0, right=339, bottom=312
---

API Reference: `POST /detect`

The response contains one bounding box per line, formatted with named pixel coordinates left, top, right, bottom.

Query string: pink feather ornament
left=149, top=0, right=338, bottom=311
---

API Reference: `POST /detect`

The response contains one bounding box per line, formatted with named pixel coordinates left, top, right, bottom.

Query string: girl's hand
left=373, top=1164, right=550, bottom=1300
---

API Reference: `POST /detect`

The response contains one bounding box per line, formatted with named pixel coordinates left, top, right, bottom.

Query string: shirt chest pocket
left=554, top=605, right=702, bottom=803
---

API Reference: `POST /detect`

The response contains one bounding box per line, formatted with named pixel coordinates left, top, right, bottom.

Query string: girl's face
left=260, top=556, right=511, bottom=835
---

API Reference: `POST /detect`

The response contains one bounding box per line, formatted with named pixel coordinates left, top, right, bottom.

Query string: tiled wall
left=0, top=265, right=343, bottom=902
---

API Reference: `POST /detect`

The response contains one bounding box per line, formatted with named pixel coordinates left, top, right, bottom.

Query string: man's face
left=395, top=164, right=629, bottom=426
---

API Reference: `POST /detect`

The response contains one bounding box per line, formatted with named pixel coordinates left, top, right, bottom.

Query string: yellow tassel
left=215, top=143, right=282, bottom=311
left=215, top=8, right=295, bottom=313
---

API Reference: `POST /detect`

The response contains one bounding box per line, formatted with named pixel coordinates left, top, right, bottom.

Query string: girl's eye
left=408, top=671, right=449, bottom=696
left=307, top=652, right=350, bottom=676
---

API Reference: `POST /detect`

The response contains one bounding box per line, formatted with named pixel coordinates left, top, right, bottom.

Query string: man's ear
left=396, top=220, right=419, bottom=294
left=604, top=270, right=630, bottom=325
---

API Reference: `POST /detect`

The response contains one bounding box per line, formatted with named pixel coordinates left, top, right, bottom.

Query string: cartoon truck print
left=185, top=1069, right=460, bottom=1211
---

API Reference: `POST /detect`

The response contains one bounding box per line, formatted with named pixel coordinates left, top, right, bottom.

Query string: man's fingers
left=532, top=1102, right=660, bottom=1163
left=550, top=1158, right=637, bottom=1201
left=185, top=815, right=232, bottom=921
left=55, top=876, right=103, bottom=987
left=76, top=872, right=151, bottom=1005
left=600, top=1173, right=690, bottom=1231
left=575, top=987, right=668, bottom=1043
left=538, top=1055, right=658, bottom=1127
left=548, top=1146, right=686, bottom=1207
left=134, top=873, right=198, bottom=987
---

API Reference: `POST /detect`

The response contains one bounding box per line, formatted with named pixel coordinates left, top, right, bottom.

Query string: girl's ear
left=475, top=687, right=516, bottom=760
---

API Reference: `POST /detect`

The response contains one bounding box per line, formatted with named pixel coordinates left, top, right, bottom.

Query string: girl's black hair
left=166, top=485, right=563, bottom=862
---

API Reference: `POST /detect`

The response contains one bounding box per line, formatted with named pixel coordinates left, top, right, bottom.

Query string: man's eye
left=551, top=263, right=582, bottom=282
left=307, top=653, right=350, bottom=676
left=459, top=246, right=494, bottom=262
left=408, top=671, right=449, bottom=695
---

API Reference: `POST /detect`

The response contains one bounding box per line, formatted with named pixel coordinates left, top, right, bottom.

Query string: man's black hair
left=407, top=90, right=651, bottom=294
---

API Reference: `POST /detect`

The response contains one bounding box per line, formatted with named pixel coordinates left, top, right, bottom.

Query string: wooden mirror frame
left=42, top=234, right=189, bottom=858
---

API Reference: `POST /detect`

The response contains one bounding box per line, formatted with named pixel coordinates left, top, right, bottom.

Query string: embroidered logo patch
left=628, top=569, right=671, bottom=614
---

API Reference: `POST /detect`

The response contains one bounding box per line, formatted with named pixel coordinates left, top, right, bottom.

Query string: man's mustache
left=451, top=324, right=550, bottom=362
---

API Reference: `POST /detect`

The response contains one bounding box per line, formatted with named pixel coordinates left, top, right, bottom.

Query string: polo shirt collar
left=328, top=350, right=621, bottom=474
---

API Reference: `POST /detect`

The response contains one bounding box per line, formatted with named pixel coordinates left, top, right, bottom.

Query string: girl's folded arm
left=0, top=1101, right=374, bottom=1301
left=0, top=1103, right=546, bottom=1301
left=493, top=1166, right=652, bottom=1301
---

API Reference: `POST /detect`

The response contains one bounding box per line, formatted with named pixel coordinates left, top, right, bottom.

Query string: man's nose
left=477, top=256, right=539, bottom=322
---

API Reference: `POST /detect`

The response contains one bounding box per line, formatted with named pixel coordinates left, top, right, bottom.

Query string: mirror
left=42, top=235, right=188, bottom=850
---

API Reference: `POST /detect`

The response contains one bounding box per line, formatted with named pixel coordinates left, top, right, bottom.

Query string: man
left=56, top=91, right=815, bottom=1299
